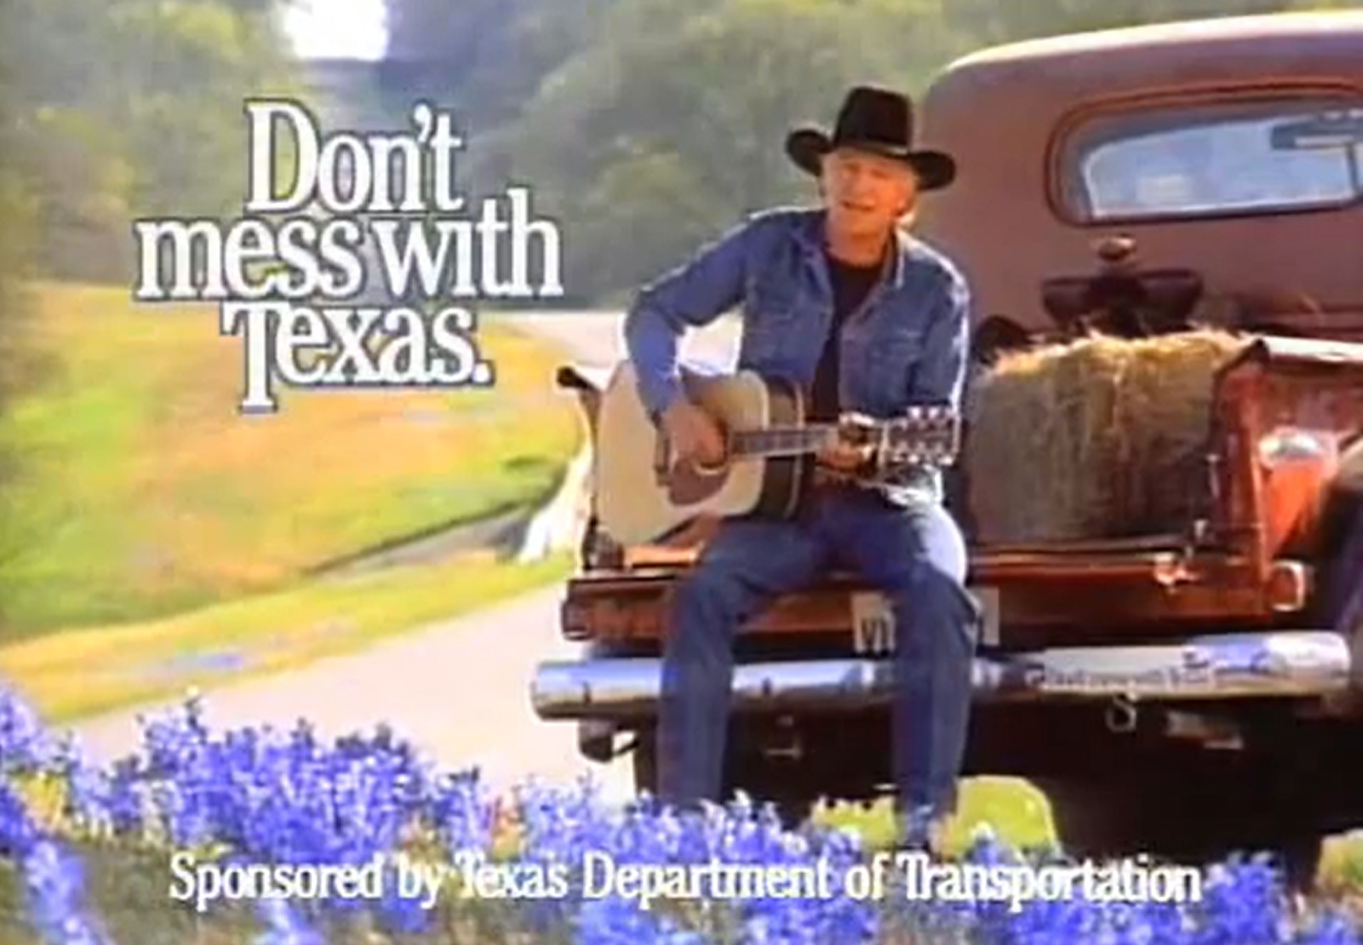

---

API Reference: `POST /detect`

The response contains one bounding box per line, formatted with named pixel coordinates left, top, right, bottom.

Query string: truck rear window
left=1058, top=96, right=1363, bottom=222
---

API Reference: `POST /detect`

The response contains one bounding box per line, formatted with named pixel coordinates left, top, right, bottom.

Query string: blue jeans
left=656, top=485, right=979, bottom=831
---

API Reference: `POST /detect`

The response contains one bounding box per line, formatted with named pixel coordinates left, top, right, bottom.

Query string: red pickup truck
left=533, top=10, right=1363, bottom=888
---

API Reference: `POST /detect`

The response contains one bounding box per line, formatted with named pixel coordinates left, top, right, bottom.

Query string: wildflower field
left=4, top=685, right=1363, bottom=945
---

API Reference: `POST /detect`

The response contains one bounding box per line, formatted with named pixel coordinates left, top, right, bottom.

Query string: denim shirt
left=622, top=205, right=972, bottom=509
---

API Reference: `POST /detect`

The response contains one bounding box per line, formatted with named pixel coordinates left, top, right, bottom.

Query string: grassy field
left=814, top=777, right=1058, bottom=856
left=0, top=281, right=581, bottom=639
left=814, top=780, right=1363, bottom=893
left=0, top=551, right=572, bottom=724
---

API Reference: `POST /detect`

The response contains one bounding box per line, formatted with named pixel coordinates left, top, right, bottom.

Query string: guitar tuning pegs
left=906, top=404, right=954, bottom=424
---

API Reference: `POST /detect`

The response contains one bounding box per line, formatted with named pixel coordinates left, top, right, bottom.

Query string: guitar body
left=595, top=363, right=808, bottom=547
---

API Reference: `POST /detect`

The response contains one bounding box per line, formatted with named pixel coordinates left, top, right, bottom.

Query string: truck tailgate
left=563, top=533, right=1295, bottom=647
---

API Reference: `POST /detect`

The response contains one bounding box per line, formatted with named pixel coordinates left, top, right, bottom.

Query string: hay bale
left=964, top=329, right=1251, bottom=544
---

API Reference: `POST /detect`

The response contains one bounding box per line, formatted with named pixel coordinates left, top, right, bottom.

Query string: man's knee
left=892, top=560, right=980, bottom=647
left=879, top=539, right=960, bottom=594
left=892, top=503, right=969, bottom=585
left=672, top=560, right=743, bottom=609
left=667, top=562, right=751, bottom=656
left=904, top=559, right=963, bottom=606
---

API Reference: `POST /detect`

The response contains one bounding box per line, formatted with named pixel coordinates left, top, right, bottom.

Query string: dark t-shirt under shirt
left=807, top=251, right=883, bottom=422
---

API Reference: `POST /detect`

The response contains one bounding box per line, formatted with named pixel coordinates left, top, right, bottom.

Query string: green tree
left=0, top=4, right=39, bottom=622
left=5, top=0, right=304, bottom=282
left=374, top=0, right=1363, bottom=302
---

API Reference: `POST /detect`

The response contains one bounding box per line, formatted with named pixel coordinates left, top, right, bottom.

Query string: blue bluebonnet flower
left=575, top=895, right=709, bottom=945
left=254, top=897, right=326, bottom=945
left=1, top=776, right=112, bottom=945
left=0, top=782, right=39, bottom=858
left=18, top=839, right=114, bottom=945
left=3, top=682, right=1363, bottom=945
left=1, top=685, right=57, bottom=776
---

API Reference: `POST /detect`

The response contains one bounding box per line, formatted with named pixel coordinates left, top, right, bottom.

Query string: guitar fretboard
left=719, top=407, right=960, bottom=465
left=731, top=427, right=835, bottom=457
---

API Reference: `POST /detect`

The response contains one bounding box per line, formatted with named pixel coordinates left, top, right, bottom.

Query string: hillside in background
left=0, top=1, right=582, bottom=644
left=374, top=0, right=1359, bottom=306
left=3, top=0, right=1355, bottom=307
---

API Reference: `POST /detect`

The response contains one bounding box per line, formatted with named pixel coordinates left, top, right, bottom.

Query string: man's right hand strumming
left=662, top=400, right=727, bottom=468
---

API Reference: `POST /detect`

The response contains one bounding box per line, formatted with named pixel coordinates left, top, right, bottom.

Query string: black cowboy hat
left=784, top=85, right=956, bottom=191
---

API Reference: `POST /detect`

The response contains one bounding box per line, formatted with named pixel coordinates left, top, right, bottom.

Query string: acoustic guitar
left=593, top=362, right=960, bottom=546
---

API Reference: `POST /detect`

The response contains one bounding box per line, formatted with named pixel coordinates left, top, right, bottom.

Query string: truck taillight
left=1257, top=427, right=1337, bottom=470
left=560, top=599, right=592, bottom=640
left=1266, top=560, right=1310, bottom=613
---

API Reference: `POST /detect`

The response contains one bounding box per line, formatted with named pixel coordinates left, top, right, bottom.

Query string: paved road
left=73, top=311, right=743, bottom=802
left=507, top=310, right=742, bottom=372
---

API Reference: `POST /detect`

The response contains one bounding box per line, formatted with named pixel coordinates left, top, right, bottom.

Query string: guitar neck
left=730, top=425, right=841, bottom=458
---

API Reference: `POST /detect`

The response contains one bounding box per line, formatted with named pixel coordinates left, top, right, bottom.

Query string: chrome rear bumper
left=531, top=631, right=1353, bottom=720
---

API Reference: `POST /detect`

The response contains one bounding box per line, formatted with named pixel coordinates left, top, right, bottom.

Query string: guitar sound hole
left=666, top=454, right=732, bottom=505
left=692, top=455, right=729, bottom=476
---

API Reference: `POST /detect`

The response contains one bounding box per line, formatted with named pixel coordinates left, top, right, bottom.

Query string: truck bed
left=562, top=525, right=1294, bottom=649
left=538, top=338, right=1363, bottom=723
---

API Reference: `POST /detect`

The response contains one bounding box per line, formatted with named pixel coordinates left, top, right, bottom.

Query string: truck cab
left=533, top=11, right=1363, bottom=886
